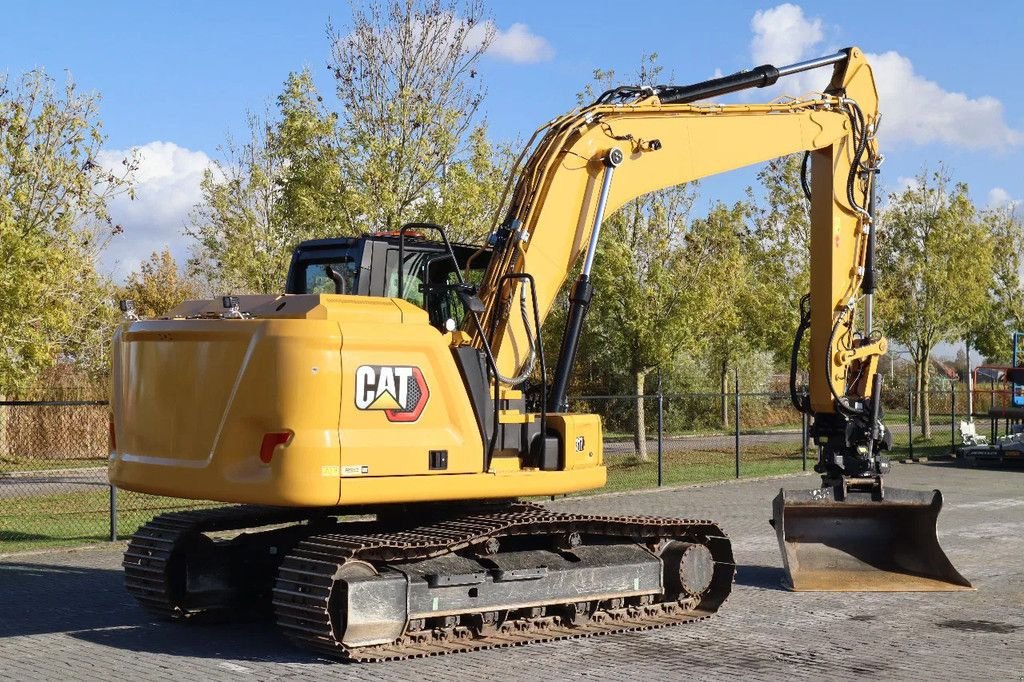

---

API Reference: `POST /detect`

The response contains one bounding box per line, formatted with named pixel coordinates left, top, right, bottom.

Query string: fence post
left=734, top=370, right=740, bottom=479
left=950, top=384, right=956, bottom=455
left=109, top=485, right=118, bottom=541
left=801, top=404, right=809, bottom=471
left=907, top=388, right=914, bottom=461
left=991, top=380, right=997, bottom=442
left=657, top=369, right=664, bottom=487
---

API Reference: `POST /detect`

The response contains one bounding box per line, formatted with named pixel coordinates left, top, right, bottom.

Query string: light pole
left=887, top=348, right=913, bottom=385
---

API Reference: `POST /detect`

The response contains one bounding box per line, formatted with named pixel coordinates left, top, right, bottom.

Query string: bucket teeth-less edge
left=772, top=487, right=973, bottom=592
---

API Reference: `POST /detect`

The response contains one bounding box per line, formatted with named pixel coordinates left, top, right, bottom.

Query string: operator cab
left=285, top=230, right=491, bottom=331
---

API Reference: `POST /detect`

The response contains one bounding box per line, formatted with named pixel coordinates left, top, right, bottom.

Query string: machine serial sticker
left=354, top=365, right=430, bottom=422
left=341, top=465, right=370, bottom=476
left=321, top=465, right=340, bottom=477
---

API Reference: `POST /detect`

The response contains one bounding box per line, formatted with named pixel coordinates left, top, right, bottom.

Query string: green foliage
left=329, top=0, right=493, bottom=233
left=748, top=154, right=812, bottom=366
left=188, top=70, right=355, bottom=294
left=589, top=183, right=700, bottom=381
left=190, top=2, right=509, bottom=291
left=419, top=125, right=516, bottom=242
left=878, top=169, right=993, bottom=356
left=274, top=70, right=354, bottom=241
left=187, top=109, right=291, bottom=294
left=572, top=57, right=782, bottom=404
left=578, top=56, right=697, bottom=390
left=585, top=184, right=698, bottom=460
left=877, top=167, right=993, bottom=436
left=973, top=205, right=1024, bottom=362
left=688, top=201, right=758, bottom=395
left=120, top=249, right=203, bottom=318
left=0, top=70, right=133, bottom=394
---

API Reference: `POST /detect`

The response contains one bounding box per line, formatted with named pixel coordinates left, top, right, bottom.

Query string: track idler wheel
left=328, top=560, right=380, bottom=642
left=661, top=541, right=715, bottom=600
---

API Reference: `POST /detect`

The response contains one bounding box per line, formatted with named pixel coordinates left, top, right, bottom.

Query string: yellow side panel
left=338, top=467, right=607, bottom=505
left=109, top=318, right=344, bottom=506
left=546, top=413, right=603, bottom=471
left=109, top=294, right=604, bottom=507
left=336, top=320, right=483, bottom=480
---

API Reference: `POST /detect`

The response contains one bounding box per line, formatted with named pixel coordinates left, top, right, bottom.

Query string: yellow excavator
left=109, top=47, right=968, bottom=662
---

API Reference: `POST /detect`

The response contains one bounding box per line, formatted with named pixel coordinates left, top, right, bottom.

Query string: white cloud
left=987, top=186, right=1021, bottom=211
left=344, top=15, right=553, bottom=66
left=96, top=141, right=213, bottom=281
left=895, top=176, right=920, bottom=192
left=484, top=22, right=553, bottom=64
left=988, top=187, right=1013, bottom=208
left=747, top=4, right=1023, bottom=151
left=750, top=3, right=822, bottom=66
left=870, top=51, right=1023, bottom=150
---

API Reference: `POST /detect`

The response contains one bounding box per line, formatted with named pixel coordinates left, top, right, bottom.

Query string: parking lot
left=1, top=463, right=1022, bottom=681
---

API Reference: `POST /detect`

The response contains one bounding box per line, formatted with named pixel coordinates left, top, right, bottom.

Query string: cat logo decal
left=355, top=366, right=430, bottom=422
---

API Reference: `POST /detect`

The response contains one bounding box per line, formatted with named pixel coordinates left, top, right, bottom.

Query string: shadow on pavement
left=0, top=562, right=138, bottom=637
left=734, top=564, right=788, bottom=591
left=69, top=621, right=317, bottom=665
left=0, top=561, right=319, bottom=664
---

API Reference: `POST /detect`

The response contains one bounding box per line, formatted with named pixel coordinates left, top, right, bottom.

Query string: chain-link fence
left=571, top=391, right=810, bottom=494
left=3, top=386, right=980, bottom=553
left=883, top=385, right=1022, bottom=459
left=574, top=385, right=989, bottom=494
left=0, top=400, right=208, bottom=554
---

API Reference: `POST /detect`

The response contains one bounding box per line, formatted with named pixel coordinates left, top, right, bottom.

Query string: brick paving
left=1, top=463, right=1022, bottom=681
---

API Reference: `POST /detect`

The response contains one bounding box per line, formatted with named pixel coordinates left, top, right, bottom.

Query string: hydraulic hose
left=494, top=280, right=538, bottom=387
left=825, top=306, right=862, bottom=417
left=789, top=294, right=812, bottom=413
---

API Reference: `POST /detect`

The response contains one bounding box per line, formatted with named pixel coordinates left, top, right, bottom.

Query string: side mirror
left=454, top=284, right=486, bottom=315
left=118, top=299, right=138, bottom=321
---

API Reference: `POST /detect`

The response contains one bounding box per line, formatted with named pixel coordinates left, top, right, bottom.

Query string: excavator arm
left=467, top=48, right=969, bottom=592
left=472, top=48, right=886, bottom=462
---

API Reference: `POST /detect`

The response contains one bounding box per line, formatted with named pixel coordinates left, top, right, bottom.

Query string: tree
left=189, top=71, right=355, bottom=293
left=274, top=70, right=355, bottom=241
left=190, top=2, right=511, bottom=290
left=973, top=205, right=1024, bottom=362
left=748, top=154, right=812, bottom=366
left=573, top=55, right=706, bottom=459
left=419, top=125, right=516, bottom=242
left=120, top=249, right=203, bottom=318
left=187, top=110, right=289, bottom=294
left=328, top=0, right=495, bottom=233
left=877, top=168, right=993, bottom=438
left=0, top=69, right=134, bottom=395
left=688, top=201, right=758, bottom=426
left=588, top=184, right=700, bottom=460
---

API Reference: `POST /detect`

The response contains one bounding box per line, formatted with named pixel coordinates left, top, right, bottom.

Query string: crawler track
left=123, top=503, right=734, bottom=661
left=271, top=503, right=734, bottom=661
left=123, top=505, right=317, bottom=619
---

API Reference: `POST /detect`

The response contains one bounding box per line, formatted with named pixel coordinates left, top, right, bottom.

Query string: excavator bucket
left=772, top=487, right=973, bottom=591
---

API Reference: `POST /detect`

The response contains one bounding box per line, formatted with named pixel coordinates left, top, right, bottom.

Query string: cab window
left=384, top=249, right=430, bottom=307
left=303, top=258, right=358, bottom=294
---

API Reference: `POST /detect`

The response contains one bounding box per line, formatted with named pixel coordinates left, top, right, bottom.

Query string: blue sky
left=3, top=1, right=1022, bottom=281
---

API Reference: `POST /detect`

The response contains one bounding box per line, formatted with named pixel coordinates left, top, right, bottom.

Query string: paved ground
left=1, top=463, right=1022, bottom=681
